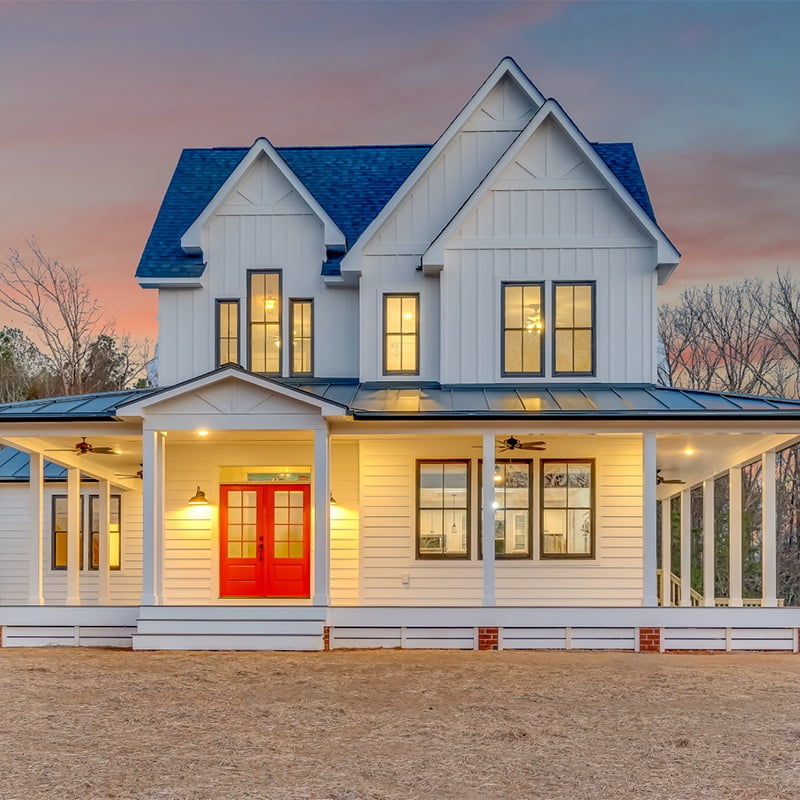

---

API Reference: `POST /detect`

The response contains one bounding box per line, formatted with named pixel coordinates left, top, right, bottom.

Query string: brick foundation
left=323, top=626, right=331, bottom=651
left=638, top=627, right=661, bottom=653
left=478, top=626, right=500, bottom=651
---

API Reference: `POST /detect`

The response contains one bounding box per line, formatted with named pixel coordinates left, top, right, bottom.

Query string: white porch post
left=642, top=433, right=658, bottom=606
left=97, top=478, right=111, bottom=605
left=762, top=451, right=778, bottom=607
left=482, top=433, right=496, bottom=607
left=27, top=452, right=44, bottom=605
left=729, top=465, right=743, bottom=607
left=312, top=425, right=330, bottom=606
left=660, top=496, right=671, bottom=606
left=679, top=488, right=692, bottom=607
left=141, top=429, right=165, bottom=606
left=702, top=478, right=715, bottom=607
left=65, top=466, right=81, bottom=605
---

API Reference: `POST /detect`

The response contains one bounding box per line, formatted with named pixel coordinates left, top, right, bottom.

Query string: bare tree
left=658, top=280, right=782, bottom=396
left=0, top=241, right=149, bottom=396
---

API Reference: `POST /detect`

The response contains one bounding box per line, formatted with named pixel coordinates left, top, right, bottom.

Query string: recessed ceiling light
left=197, top=430, right=209, bottom=437
left=683, top=446, right=695, bottom=456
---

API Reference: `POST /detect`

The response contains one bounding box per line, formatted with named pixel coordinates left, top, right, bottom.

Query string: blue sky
left=0, top=0, right=798, bottom=336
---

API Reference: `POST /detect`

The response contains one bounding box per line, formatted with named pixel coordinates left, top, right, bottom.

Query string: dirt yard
left=0, top=648, right=799, bottom=800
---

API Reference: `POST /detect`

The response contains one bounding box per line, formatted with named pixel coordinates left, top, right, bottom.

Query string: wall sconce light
left=187, top=486, right=209, bottom=505
left=330, top=494, right=337, bottom=505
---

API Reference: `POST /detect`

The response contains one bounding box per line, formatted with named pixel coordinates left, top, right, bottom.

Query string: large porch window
left=417, top=460, right=470, bottom=559
left=479, top=460, right=532, bottom=558
left=541, top=460, right=594, bottom=558
left=52, top=494, right=121, bottom=571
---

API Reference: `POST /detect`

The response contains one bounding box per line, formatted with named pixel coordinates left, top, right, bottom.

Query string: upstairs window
left=290, top=299, right=313, bottom=376
left=553, top=283, right=594, bottom=375
left=383, top=294, right=419, bottom=375
left=216, top=300, right=240, bottom=367
left=249, top=271, right=282, bottom=374
left=502, top=283, right=544, bottom=376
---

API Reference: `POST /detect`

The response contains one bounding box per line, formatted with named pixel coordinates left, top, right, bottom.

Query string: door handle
left=258, top=541, right=264, bottom=561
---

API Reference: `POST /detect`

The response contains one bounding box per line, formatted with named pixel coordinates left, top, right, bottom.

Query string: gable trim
left=116, top=366, right=349, bottom=420
left=339, top=57, right=545, bottom=275
left=421, top=99, right=680, bottom=272
left=180, top=139, right=346, bottom=254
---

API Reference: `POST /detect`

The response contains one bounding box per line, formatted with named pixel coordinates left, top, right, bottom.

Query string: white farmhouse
left=1, top=58, right=799, bottom=651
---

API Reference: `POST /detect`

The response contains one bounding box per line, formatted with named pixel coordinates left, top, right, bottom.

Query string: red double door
left=219, top=484, right=311, bottom=598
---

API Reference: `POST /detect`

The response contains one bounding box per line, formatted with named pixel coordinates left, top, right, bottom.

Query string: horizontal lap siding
left=0, top=486, right=29, bottom=603
left=360, top=435, right=643, bottom=607
left=330, top=441, right=359, bottom=605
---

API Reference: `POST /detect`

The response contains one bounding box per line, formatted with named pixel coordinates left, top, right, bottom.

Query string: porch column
left=762, top=451, right=778, bottom=607
left=660, top=496, right=671, bottom=606
left=141, top=429, right=165, bottom=606
left=97, top=479, right=111, bottom=605
left=65, top=466, right=81, bottom=605
left=679, top=488, right=691, bottom=607
left=702, top=478, right=715, bottom=607
left=728, top=465, right=743, bottom=607
left=642, top=433, right=657, bottom=606
left=481, top=433, right=496, bottom=607
left=312, top=425, right=330, bottom=606
left=27, top=452, right=44, bottom=605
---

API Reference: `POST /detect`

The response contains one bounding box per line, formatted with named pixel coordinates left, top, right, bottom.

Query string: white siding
left=359, top=434, right=643, bottom=607
left=439, top=118, right=658, bottom=384
left=161, top=439, right=359, bottom=604
left=158, top=156, right=358, bottom=386
left=0, top=483, right=142, bottom=606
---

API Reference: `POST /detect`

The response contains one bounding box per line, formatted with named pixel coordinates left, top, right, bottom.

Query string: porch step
left=132, top=605, right=326, bottom=651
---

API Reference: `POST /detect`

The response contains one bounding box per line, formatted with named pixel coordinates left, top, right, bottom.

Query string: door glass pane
left=289, top=542, right=304, bottom=558
left=274, top=542, right=289, bottom=559
left=274, top=491, right=289, bottom=507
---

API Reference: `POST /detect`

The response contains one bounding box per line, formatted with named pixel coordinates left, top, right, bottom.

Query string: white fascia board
left=137, top=275, right=205, bottom=290
left=116, top=366, right=348, bottom=419
left=339, top=57, right=545, bottom=274
left=422, top=99, right=681, bottom=271
left=180, top=138, right=345, bottom=254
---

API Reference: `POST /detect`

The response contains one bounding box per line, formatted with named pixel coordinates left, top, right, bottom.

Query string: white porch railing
left=656, top=569, right=784, bottom=607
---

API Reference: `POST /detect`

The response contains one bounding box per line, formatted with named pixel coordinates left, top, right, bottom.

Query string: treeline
left=0, top=242, right=150, bottom=402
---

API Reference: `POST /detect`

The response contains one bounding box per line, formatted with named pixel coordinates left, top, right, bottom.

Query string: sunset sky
left=1, top=0, right=798, bottom=340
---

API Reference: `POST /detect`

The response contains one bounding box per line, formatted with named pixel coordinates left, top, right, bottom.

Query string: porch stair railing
left=655, top=569, right=783, bottom=607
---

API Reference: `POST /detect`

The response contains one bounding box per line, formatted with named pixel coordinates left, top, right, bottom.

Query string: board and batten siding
left=161, top=440, right=359, bottom=604
left=158, top=155, right=359, bottom=386
left=359, top=434, right=643, bottom=607
left=0, top=483, right=142, bottom=605
left=439, top=117, right=658, bottom=385
left=358, top=76, right=537, bottom=384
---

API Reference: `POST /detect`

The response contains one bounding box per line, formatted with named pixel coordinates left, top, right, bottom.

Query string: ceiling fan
left=498, top=436, right=546, bottom=452
left=46, top=437, right=120, bottom=456
left=657, top=469, right=685, bottom=486
left=116, top=464, right=143, bottom=479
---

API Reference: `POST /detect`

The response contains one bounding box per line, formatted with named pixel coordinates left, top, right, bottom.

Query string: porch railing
left=655, top=569, right=783, bottom=607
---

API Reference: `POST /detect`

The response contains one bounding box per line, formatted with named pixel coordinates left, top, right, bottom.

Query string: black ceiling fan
left=46, top=437, right=120, bottom=456
left=498, top=436, right=546, bottom=452
left=657, top=469, right=685, bottom=486
left=116, top=464, right=143, bottom=479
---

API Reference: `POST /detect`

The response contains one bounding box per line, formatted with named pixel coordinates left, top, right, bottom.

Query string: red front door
left=219, top=484, right=311, bottom=598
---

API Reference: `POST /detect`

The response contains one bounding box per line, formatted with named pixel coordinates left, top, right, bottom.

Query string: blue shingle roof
left=136, top=141, right=658, bottom=280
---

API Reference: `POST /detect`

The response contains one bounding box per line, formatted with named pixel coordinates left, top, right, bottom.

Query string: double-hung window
left=553, top=282, right=594, bottom=375
left=502, top=283, right=544, bottom=376
left=216, top=299, right=240, bottom=367
left=290, top=299, right=313, bottom=376
left=249, top=271, right=282, bottom=374
left=541, top=460, right=594, bottom=558
left=417, top=460, right=469, bottom=559
left=383, top=294, right=419, bottom=375
left=52, top=494, right=122, bottom=571
left=480, top=460, right=532, bottom=558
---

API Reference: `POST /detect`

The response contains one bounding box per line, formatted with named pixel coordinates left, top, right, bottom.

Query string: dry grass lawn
left=0, top=648, right=799, bottom=799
